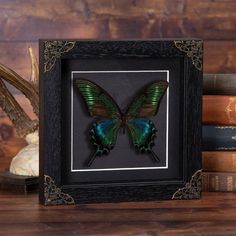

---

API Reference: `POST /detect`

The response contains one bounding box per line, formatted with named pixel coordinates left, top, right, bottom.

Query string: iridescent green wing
left=74, top=79, right=121, bottom=119
left=126, top=81, right=169, bottom=118
left=126, top=81, right=169, bottom=162
left=74, top=79, right=122, bottom=166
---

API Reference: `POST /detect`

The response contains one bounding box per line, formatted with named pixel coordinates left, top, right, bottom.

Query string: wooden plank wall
left=0, top=0, right=236, bottom=170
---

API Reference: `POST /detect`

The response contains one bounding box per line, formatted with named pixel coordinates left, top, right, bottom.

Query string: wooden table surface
left=0, top=191, right=236, bottom=236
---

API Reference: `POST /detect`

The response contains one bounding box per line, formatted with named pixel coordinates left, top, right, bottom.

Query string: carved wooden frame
left=39, top=39, right=203, bottom=205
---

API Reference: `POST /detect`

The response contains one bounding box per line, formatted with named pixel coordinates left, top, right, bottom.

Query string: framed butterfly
left=74, top=79, right=169, bottom=167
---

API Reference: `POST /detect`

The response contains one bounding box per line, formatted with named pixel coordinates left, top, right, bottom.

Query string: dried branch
left=28, top=47, right=39, bottom=88
left=0, top=63, right=39, bottom=117
left=0, top=78, right=38, bottom=137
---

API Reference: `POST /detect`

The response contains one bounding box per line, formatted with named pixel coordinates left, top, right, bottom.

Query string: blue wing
left=127, top=118, right=159, bottom=162
left=86, top=119, right=121, bottom=166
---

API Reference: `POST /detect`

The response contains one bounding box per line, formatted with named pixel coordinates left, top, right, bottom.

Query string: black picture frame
left=39, top=39, right=203, bottom=205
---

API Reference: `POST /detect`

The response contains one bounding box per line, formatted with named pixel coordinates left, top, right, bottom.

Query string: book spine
left=202, top=95, right=236, bottom=125
left=202, top=172, right=236, bottom=192
left=202, top=151, right=236, bottom=172
left=202, top=126, right=236, bottom=150
left=203, top=74, right=236, bottom=95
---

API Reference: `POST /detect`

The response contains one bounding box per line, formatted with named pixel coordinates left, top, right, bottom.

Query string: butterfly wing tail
left=85, top=150, right=99, bottom=167
left=150, top=150, right=160, bottom=163
left=85, top=119, right=120, bottom=167
left=127, top=118, right=160, bottom=163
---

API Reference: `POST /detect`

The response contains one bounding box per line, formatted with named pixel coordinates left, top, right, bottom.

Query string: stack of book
left=202, top=74, right=236, bottom=192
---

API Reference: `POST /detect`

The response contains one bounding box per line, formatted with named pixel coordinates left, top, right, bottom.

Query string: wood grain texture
left=204, top=41, right=236, bottom=73
left=0, top=192, right=236, bottom=235
left=1, top=0, right=236, bottom=40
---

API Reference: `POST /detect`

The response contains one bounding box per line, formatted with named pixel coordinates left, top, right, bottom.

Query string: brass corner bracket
left=174, top=40, right=203, bottom=71
left=172, top=169, right=202, bottom=200
left=44, top=175, right=75, bottom=205
left=44, top=41, right=76, bottom=73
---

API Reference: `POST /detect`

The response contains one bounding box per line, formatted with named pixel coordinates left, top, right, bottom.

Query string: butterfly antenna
left=85, top=151, right=98, bottom=167
left=150, top=150, right=160, bottom=163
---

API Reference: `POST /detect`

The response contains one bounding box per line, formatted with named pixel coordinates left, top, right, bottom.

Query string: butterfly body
left=121, top=115, right=127, bottom=130
left=74, top=79, right=168, bottom=167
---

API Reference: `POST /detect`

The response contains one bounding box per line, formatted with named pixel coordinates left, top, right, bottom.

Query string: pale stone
left=25, top=130, right=39, bottom=145
left=9, top=130, right=39, bottom=176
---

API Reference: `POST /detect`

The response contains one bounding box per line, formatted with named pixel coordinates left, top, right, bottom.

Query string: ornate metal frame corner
left=44, top=175, right=75, bottom=205
left=43, top=41, right=76, bottom=73
left=172, top=169, right=202, bottom=200
left=174, top=40, right=203, bottom=71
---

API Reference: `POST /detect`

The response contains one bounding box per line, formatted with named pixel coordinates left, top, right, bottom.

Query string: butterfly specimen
left=74, top=79, right=169, bottom=167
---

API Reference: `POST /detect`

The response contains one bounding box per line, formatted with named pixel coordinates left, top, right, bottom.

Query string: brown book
left=202, top=151, right=236, bottom=172
left=202, top=95, right=236, bottom=125
left=203, top=74, right=236, bottom=95
left=202, top=172, right=236, bottom=192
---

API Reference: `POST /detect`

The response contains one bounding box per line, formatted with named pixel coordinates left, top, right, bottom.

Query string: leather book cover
left=202, top=151, right=236, bottom=172
left=203, top=74, right=236, bottom=95
left=202, top=126, right=236, bottom=150
left=203, top=95, right=236, bottom=125
left=202, top=171, right=236, bottom=192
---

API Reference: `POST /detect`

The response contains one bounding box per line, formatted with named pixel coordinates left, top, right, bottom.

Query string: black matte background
left=61, top=57, right=184, bottom=185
